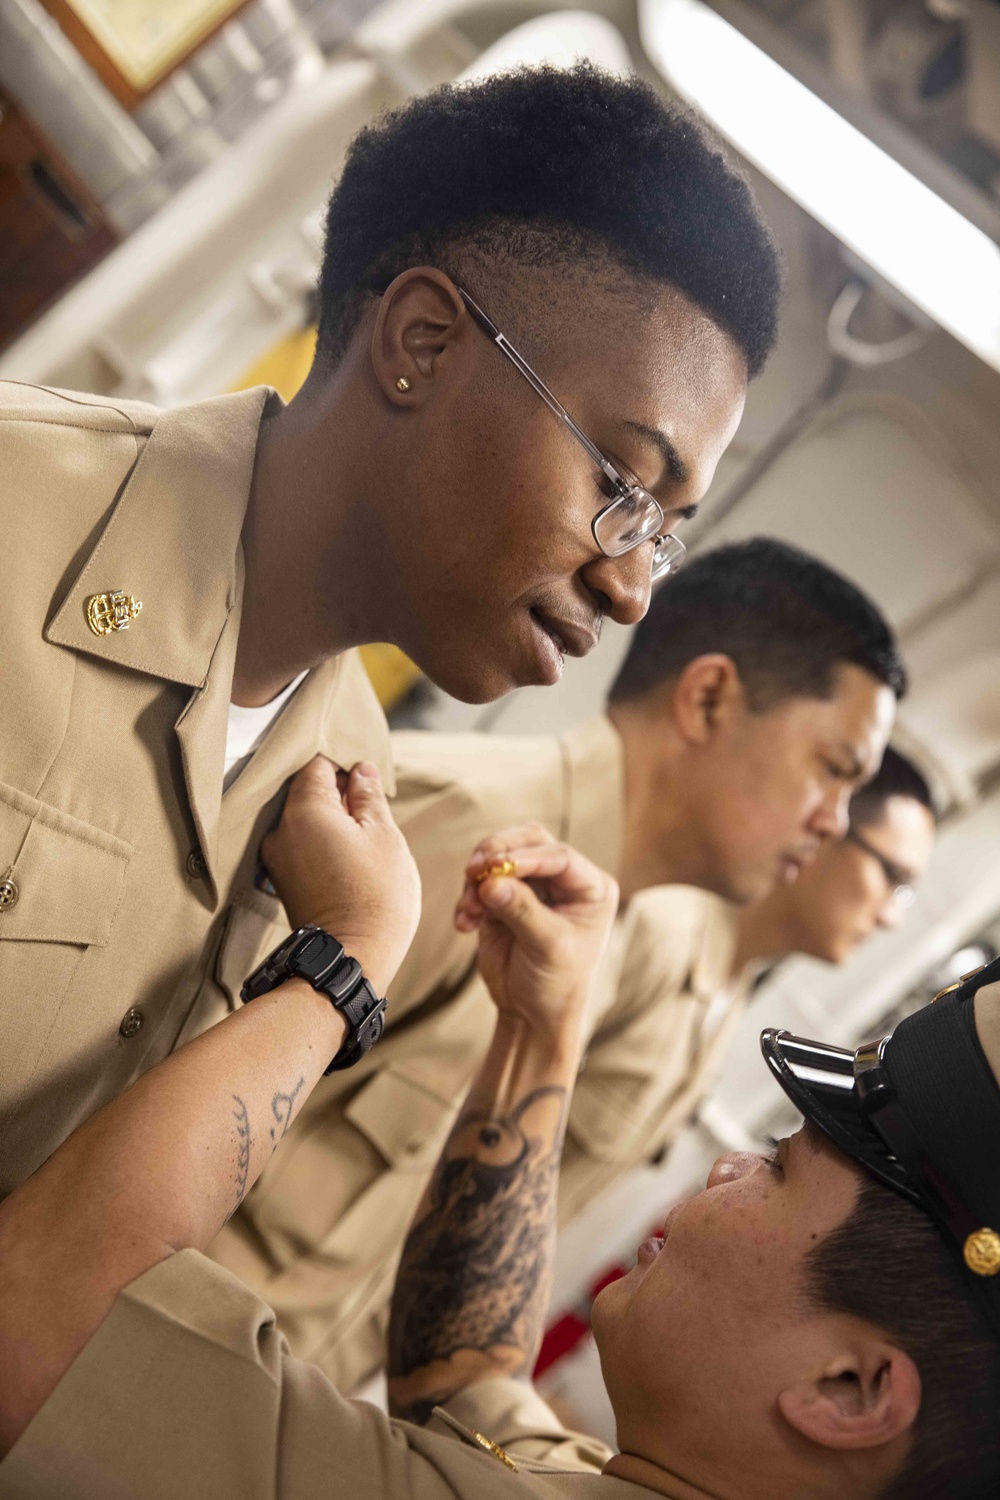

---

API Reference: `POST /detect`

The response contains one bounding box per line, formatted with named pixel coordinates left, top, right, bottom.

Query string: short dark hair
left=316, top=65, right=781, bottom=373
left=807, top=1174, right=1000, bottom=1500
left=608, top=537, right=907, bottom=708
left=851, top=746, right=936, bottom=830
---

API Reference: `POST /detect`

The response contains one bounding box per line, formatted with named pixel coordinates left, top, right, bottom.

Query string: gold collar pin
left=86, top=590, right=143, bottom=637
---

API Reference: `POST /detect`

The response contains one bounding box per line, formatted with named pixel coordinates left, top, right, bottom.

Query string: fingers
left=455, top=835, right=616, bottom=932
left=342, top=761, right=394, bottom=828
left=474, top=873, right=560, bottom=964
left=466, top=823, right=555, bottom=879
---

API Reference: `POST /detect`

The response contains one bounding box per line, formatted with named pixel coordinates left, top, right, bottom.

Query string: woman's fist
left=262, top=757, right=420, bottom=997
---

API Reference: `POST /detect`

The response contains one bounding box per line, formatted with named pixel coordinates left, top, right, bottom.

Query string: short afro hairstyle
left=609, top=537, right=906, bottom=708
left=316, top=64, right=781, bottom=374
left=850, top=745, right=936, bottom=830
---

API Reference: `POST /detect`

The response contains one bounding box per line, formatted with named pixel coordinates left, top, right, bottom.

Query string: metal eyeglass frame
left=458, top=289, right=686, bottom=582
left=846, top=826, right=916, bottom=910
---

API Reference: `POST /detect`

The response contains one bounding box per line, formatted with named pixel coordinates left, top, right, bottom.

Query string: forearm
left=387, top=1006, right=585, bottom=1422
left=0, top=979, right=343, bottom=1451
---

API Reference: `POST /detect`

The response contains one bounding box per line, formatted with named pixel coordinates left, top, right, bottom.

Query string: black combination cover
left=760, top=955, right=1000, bottom=1342
left=241, top=925, right=387, bottom=1073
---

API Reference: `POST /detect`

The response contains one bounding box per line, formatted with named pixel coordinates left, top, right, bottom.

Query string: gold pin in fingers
left=474, top=856, right=518, bottom=884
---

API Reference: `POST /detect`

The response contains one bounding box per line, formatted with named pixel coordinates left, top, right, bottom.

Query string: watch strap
left=240, top=926, right=387, bottom=1072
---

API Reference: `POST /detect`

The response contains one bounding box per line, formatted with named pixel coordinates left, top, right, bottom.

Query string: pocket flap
left=0, top=780, right=133, bottom=947
left=344, top=1065, right=459, bottom=1169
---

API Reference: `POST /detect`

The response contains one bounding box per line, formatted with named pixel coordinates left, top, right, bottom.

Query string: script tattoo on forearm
left=269, top=1075, right=304, bottom=1142
left=388, top=1084, right=567, bottom=1423
left=231, top=1094, right=252, bottom=1210
left=228, top=1075, right=304, bottom=1216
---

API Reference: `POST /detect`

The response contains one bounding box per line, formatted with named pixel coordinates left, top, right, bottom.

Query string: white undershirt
left=224, top=672, right=308, bottom=790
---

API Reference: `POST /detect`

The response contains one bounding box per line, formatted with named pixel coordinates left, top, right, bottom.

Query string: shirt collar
left=45, top=387, right=271, bottom=688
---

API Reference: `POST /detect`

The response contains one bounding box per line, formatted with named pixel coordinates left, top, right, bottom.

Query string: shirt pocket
left=246, top=1066, right=461, bottom=1271
left=0, top=780, right=134, bottom=1114
left=0, top=779, right=133, bottom=947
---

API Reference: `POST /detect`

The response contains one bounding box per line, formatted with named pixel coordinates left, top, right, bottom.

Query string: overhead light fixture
left=640, top=0, right=1000, bottom=374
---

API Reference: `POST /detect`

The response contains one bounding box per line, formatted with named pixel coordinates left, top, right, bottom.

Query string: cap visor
left=760, top=1028, right=916, bottom=1200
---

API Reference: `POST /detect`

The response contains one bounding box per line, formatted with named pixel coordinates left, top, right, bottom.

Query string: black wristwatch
left=241, top=926, right=387, bottom=1073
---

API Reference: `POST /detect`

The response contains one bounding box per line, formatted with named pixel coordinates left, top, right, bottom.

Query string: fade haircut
left=851, top=747, right=936, bottom=831
left=608, top=537, right=906, bottom=709
left=807, top=1175, right=1000, bottom=1500
left=316, top=65, right=781, bottom=373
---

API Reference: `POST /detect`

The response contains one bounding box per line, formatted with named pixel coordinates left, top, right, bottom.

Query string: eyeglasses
left=458, top=289, right=686, bottom=582
left=846, top=826, right=916, bottom=911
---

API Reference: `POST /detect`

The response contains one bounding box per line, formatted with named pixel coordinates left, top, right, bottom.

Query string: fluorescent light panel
left=641, top=0, right=1000, bottom=373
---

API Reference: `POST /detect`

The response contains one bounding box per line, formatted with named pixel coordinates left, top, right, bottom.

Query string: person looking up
left=735, top=745, right=937, bottom=970
left=0, top=64, right=780, bottom=1199
left=1, top=785, right=997, bottom=1500
left=208, top=537, right=904, bottom=1394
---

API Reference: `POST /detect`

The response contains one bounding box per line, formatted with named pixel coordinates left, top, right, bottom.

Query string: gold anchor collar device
left=86, top=590, right=143, bottom=637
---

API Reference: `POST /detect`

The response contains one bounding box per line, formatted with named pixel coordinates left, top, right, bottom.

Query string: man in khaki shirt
left=2, top=780, right=996, bottom=1500
left=0, top=68, right=777, bottom=1188
left=210, top=539, right=904, bottom=1392
left=734, top=745, right=937, bottom=973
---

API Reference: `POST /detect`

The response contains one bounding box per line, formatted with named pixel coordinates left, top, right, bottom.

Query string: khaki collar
left=42, top=385, right=393, bottom=889
left=560, top=714, right=624, bottom=876
left=46, top=387, right=270, bottom=688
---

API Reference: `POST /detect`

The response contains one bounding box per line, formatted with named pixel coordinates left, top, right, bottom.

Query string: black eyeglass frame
left=845, top=825, right=916, bottom=910
left=458, top=288, right=686, bottom=582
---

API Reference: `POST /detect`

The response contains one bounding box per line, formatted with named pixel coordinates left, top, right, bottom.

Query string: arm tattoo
left=269, top=1075, right=304, bottom=1142
left=388, top=1084, right=567, bottom=1420
left=231, top=1095, right=252, bottom=1209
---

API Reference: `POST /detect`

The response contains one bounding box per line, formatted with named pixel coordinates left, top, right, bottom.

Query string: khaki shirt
left=209, top=717, right=744, bottom=1392
left=1, top=1251, right=667, bottom=1500
left=0, top=381, right=392, bottom=1193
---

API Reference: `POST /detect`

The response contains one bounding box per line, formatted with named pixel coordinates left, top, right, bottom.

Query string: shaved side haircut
left=609, top=537, right=906, bottom=709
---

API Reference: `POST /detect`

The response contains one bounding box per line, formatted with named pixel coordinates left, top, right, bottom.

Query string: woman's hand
left=262, top=757, right=420, bottom=997
left=454, top=824, right=618, bottom=1043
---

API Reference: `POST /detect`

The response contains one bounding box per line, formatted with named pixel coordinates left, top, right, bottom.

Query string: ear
left=778, top=1342, right=921, bottom=1452
left=370, top=268, right=468, bottom=403
left=671, top=654, right=745, bottom=747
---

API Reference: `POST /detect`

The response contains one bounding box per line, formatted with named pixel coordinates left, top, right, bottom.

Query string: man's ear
left=671, top=654, right=744, bottom=746
left=778, top=1342, right=921, bottom=1452
left=371, top=267, right=468, bottom=401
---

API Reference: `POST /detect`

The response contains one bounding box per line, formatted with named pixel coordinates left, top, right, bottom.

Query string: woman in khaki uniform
left=0, top=67, right=777, bottom=1191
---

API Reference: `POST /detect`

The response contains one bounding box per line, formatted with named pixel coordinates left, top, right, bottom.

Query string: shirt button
left=119, top=1007, right=144, bottom=1039
left=0, top=877, right=18, bottom=911
left=186, top=848, right=207, bottom=880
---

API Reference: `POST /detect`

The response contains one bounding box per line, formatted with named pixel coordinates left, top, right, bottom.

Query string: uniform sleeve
left=435, top=1379, right=612, bottom=1472
left=0, top=1253, right=564, bottom=1500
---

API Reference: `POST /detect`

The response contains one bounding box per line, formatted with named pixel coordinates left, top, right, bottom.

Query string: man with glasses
left=734, top=745, right=937, bottom=971
left=208, top=539, right=904, bottom=1395
left=0, top=66, right=780, bottom=1200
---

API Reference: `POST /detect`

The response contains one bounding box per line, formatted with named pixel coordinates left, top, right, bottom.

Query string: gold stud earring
left=395, top=376, right=412, bottom=393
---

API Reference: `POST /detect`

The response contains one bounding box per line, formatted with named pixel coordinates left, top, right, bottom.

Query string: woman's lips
left=636, top=1235, right=665, bottom=1265
left=528, top=610, right=566, bottom=685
